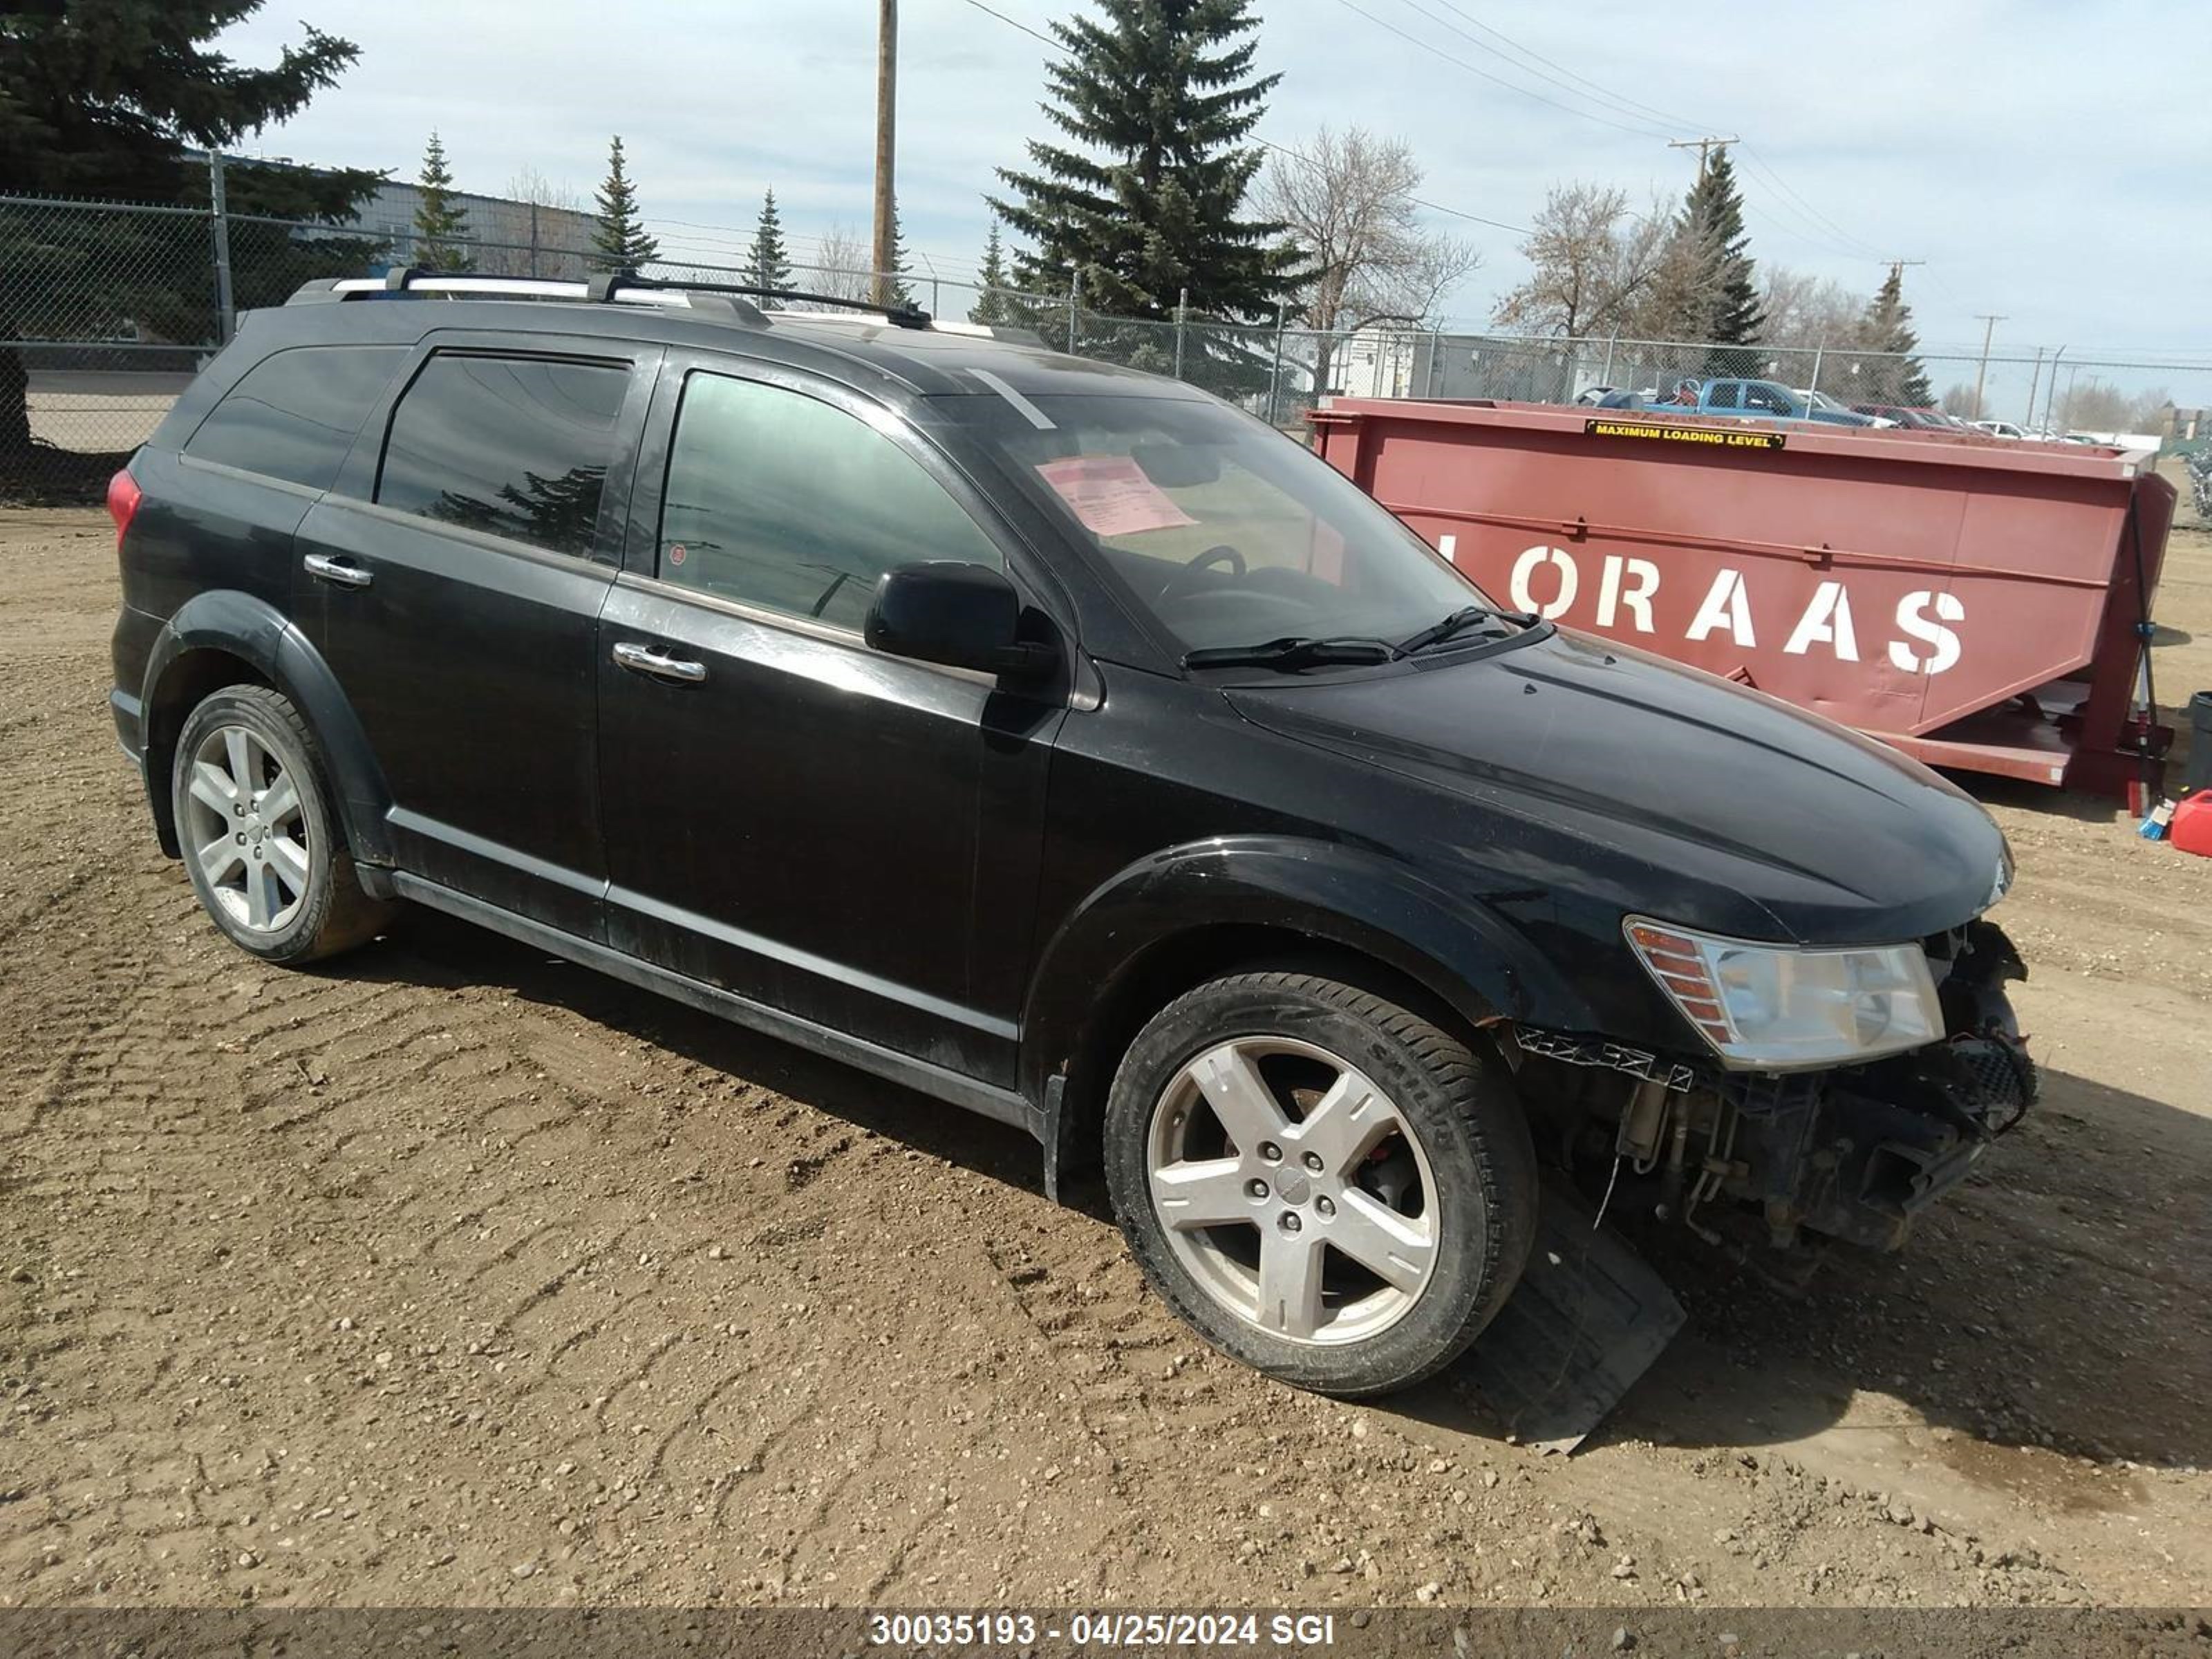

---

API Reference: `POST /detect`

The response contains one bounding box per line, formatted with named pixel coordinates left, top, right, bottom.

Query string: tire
left=171, top=685, right=393, bottom=965
left=1103, top=971, right=1539, bottom=1398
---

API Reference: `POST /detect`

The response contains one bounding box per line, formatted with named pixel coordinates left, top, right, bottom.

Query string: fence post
left=1600, top=329, right=1616, bottom=387
left=529, top=202, right=541, bottom=279
left=1173, top=286, right=1188, bottom=381
left=1067, top=269, right=1080, bottom=354
left=2023, top=346, right=2045, bottom=427
left=1424, top=328, right=1441, bottom=398
left=930, top=276, right=941, bottom=316
left=1808, top=339, right=1824, bottom=400
left=1266, top=306, right=1286, bottom=425
left=207, top=151, right=236, bottom=344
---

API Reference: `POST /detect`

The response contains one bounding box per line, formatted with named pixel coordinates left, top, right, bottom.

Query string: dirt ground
left=1, top=496, right=2208, bottom=1618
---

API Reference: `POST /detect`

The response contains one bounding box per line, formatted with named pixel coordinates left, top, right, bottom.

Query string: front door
left=596, top=362, right=1064, bottom=1087
left=297, top=335, right=657, bottom=936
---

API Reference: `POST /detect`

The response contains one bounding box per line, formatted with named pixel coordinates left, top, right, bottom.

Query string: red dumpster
left=1309, top=399, right=2174, bottom=794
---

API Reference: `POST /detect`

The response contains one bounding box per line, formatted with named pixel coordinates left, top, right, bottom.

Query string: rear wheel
left=171, top=686, right=392, bottom=964
left=1103, top=971, right=1538, bottom=1398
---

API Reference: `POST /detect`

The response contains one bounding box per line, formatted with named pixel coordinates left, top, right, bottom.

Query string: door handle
left=612, top=641, right=707, bottom=684
left=303, top=552, right=373, bottom=589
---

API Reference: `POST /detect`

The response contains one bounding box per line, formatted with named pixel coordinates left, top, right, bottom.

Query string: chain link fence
left=7, top=191, right=2210, bottom=501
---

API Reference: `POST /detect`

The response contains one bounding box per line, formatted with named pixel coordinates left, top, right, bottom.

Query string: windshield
left=943, top=390, right=1497, bottom=657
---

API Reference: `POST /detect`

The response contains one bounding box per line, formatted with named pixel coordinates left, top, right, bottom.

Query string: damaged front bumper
left=1515, top=919, right=2038, bottom=1257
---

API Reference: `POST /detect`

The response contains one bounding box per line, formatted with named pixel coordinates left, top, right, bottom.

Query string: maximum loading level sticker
left=1584, top=417, right=1786, bottom=451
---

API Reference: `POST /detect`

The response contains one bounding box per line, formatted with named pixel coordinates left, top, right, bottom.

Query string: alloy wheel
left=182, top=724, right=312, bottom=932
left=1145, top=1035, right=1440, bottom=1346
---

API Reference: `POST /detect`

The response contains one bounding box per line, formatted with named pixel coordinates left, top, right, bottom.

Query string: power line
left=958, top=0, right=1056, bottom=49
left=1331, top=0, right=1681, bottom=140
left=1420, top=0, right=1700, bottom=132
left=1666, top=135, right=1738, bottom=179
left=1387, top=3, right=1896, bottom=274
left=1389, top=0, right=1691, bottom=137
left=955, top=0, right=1530, bottom=236
left=1348, top=3, right=1905, bottom=272
left=1734, top=145, right=1886, bottom=261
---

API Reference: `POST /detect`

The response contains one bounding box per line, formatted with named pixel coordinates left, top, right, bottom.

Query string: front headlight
left=1624, top=917, right=1943, bottom=1071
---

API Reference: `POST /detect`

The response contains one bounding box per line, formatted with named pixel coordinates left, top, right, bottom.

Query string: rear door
left=594, top=355, right=1066, bottom=1087
left=297, top=331, right=659, bottom=936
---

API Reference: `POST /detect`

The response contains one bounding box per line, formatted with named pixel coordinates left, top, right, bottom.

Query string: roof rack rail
left=635, top=273, right=935, bottom=330
left=288, top=269, right=934, bottom=330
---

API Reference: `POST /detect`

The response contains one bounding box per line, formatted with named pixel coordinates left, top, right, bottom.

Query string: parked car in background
left=1798, top=389, right=1895, bottom=427
left=1852, top=404, right=1962, bottom=432
left=1658, top=377, right=1876, bottom=429
left=1973, top=420, right=2028, bottom=439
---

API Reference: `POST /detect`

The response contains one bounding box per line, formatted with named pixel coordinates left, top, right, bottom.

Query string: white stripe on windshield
left=970, top=368, right=1056, bottom=431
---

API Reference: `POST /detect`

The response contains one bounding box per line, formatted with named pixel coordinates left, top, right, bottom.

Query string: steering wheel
left=1156, top=543, right=1246, bottom=602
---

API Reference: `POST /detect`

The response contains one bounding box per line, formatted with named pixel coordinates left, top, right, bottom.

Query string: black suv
left=109, top=272, right=2034, bottom=1398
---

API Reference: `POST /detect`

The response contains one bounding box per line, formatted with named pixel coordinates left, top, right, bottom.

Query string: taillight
left=106, top=468, right=142, bottom=552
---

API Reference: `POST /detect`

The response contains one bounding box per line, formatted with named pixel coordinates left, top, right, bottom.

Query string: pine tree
left=988, top=0, right=1302, bottom=327
left=1, top=1, right=374, bottom=489
left=1679, top=147, right=1762, bottom=369
left=887, top=203, right=915, bottom=307
left=747, top=189, right=794, bottom=294
left=1853, top=266, right=1934, bottom=406
left=970, top=218, right=1015, bottom=325
left=590, top=135, right=659, bottom=272
left=413, top=131, right=471, bottom=272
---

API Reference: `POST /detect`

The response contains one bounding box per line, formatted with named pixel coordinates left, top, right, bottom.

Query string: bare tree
left=804, top=221, right=874, bottom=303
left=2061, top=379, right=2133, bottom=432
left=1758, top=265, right=1864, bottom=348
left=1492, top=182, right=1667, bottom=339
left=1259, top=126, right=1479, bottom=393
left=2127, top=386, right=2177, bottom=431
left=1940, top=380, right=1980, bottom=418
left=478, top=167, right=591, bottom=278
left=507, top=166, right=583, bottom=212
left=1619, top=221, right=1718, bottom=344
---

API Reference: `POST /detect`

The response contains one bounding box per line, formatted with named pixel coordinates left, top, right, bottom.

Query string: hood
left=1224, top=627, right=2009, bottom=946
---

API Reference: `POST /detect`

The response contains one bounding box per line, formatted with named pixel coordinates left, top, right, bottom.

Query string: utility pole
left=1882, top=259, right=1926, bottom=286
left=1666, top=135, right=1739, bottom=180
left=1971, top=313, right=2006, bottom=421
left=207, top=150, right=236, bottom=344
left=871, top=0, right=899, bottom=308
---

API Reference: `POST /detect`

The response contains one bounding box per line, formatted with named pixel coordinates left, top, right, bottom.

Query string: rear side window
left=375, top=355, right=629, bottom=558
left=656, top=373, right=1001, bottom=630
left=182, top=346, right=404, bottom=491
left=1707, top=382, right=1740, bottom=410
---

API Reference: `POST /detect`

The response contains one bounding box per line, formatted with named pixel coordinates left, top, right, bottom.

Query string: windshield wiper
left=1181, top=635, right=1400, bottom=671
left=1393, top=605, right=1495, bottom=655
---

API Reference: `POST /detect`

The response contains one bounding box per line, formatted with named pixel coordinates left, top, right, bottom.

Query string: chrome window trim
left=612, top=570, right=1017, bottom=694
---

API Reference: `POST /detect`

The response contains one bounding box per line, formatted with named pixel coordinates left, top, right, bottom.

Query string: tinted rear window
left=375, top=355, right=630, bottom=557
left=182, top=346, right=405, bottom=491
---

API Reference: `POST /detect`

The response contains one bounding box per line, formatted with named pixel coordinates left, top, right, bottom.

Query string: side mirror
left=865, top=562, right=1054, bottom=679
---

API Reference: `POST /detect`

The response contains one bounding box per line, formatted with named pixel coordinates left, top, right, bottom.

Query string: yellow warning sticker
left=1584, top=418, right=1787, bottom=451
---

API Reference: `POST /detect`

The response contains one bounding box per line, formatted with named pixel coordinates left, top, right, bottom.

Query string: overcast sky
left=218, top=0, right=2209, bottom=368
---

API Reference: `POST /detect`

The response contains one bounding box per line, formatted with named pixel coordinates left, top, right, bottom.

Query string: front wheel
left=171, top=685, right=393, bottom=965
left=1103, top=971, right=1539, bottom=1398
